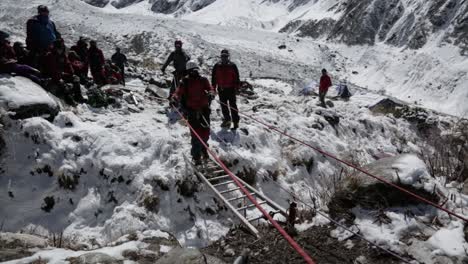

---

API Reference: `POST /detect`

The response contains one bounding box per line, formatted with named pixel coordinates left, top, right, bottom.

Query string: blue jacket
left=26, top=15, right=61, bottom=52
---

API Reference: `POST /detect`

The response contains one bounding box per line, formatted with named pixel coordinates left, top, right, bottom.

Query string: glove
left=207, top=91, right=215, bottom=102
left=169, top=97, right=178, bottom=107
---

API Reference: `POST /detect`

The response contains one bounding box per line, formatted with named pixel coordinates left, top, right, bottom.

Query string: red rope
left=173, top=107, right=316, bottom=264
left=217, top=100, right=468, bottom=223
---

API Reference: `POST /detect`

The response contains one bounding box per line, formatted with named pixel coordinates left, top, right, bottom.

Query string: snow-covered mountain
left=82, top=0, right=468, bottom=53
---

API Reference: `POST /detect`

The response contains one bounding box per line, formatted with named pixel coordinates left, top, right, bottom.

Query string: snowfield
left=0, top=0, right=467, bottom=263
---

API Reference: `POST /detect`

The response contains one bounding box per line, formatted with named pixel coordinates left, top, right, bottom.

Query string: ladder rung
left=212, top=170, right=226, bottom=175
left=227, top=193, right=255, bottom=202
left=220, top=187, right=243, bottom=194
left=237, top=201, right=266, bottom=211
left=247, top=210, right=281, bottom=222
left=213, top=180, right=235, bottom=187
left=208, top=175, right=231, bottom=181
left=247, top=215, right=265, bottom=222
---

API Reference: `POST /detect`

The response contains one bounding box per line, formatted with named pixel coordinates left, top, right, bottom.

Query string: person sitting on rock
left=68, top=51, right=88, bottom=84
left=103, top=61, right=123, bottom=85
left=70, top=37, right=89, bottom=77
left=42, top=40, right=84, bottom=104
left=0, top=31, right=46, bottom=86
left=171, top=61, right=214, bottom=165
left=12, top=42, right=31, bottom=65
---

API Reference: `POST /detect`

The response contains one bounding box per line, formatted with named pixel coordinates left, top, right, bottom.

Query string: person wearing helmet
left=212, top=49, right=240, bottom=129
left=161, top=40, right=191, bottom=97
left=172, top=61, right=214, bottom=165
left=26, top=5, right=61, bottom=67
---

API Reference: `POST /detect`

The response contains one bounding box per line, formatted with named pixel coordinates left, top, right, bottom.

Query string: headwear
left=0, top=30, right=10, bottom=42
left=38, top=5, right=49, bottom=13
left=221, top=49, right=230, bottom=57
left=186, top=60, right=199, bottom=71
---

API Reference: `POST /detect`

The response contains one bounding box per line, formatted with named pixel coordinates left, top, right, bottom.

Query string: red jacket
left=43, top=51, right=74, bottom=82
left=0, top=43, right=17, bottom=72
left=175, top=75, right=213, bottom=110
left=319, top=74, right=332, bottom=93
left=212, top=61, right=240, bottom=89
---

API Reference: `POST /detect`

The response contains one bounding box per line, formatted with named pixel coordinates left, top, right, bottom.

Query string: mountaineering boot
left=232, top=122, right=239, bottom=130
left=193, top=157, right=202, bottom=166
left=221, top=120, right=231, bottom=128
left=202, top=148, right=209, bottom=160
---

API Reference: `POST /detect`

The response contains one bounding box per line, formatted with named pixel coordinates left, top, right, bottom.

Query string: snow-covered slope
left=1, top=0, right=467, bottom=262
left=82, top=0, right=468, bottom=53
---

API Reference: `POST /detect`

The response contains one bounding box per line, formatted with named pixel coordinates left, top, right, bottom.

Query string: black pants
left=319, top=90, right=327, bottom=105
left=187, top=108, right=211, bottom=160
left=119, top=66, right=125, bottom=85
left=219, top=88, right=239, bottom=123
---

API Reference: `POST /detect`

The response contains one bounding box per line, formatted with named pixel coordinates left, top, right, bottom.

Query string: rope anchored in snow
left=216, top=100, right=468, bottom=223
left=172, top=106, right=317, bottom=264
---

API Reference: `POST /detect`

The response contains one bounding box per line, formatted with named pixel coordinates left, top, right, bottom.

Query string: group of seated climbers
left=0, top=5, right=128, bottom=105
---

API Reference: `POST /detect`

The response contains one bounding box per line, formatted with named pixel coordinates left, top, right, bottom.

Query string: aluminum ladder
left=184, top=155, right=288, bottom=238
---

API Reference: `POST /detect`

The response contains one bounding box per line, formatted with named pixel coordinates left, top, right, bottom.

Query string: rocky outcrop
left=150, top=0, right=216, bottom=15
left=155, top=248, right=226, bottom=264
left=68, top=252, right=122, bottom=264
left=0, top=76, right=60, bottom=121
left=0, top=233, right=48, bottom=262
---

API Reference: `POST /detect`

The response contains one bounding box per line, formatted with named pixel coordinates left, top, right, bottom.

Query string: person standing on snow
left=26, top=5, right=61, bottom=67
left=212, top=49, right=241, bottom=130
left=111, top=47, right=128, bottom=86
left=88, top=40, right=106, bottom=85
left=171, top=61, right=214, bottom=165
left=161, top=40, right=190, bottom=97
left=319, top=68, right=332, bottom=107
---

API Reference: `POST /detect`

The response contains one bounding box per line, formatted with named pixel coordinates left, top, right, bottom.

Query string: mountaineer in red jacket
left=212, top=49, right=240, bottom=129
left=43, top=40, right=84, bottom=104
left=172, top=61, right=214, bottom=165
left=319, top=68, right=332, bottom=107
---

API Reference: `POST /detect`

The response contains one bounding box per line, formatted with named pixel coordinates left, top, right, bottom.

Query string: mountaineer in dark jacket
left=88, top=40, right=106, bottom=85
left=212, top=49, right=241, bottom=129
left=162, top=40, right=190, bottom=97
left=26, top=5, right=61, bottom=54
left=111, top=47, right=128, bottom=85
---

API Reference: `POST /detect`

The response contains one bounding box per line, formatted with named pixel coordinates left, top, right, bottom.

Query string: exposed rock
left=111, top=0, right=144, bottom=9
left=177, top=178, right=198, bottom=197
left=369, top=98, right=405, bottom=115
left=329, top=155, right=439, bottom=220
left=0, top=232, right=48, bottom=248
left=0, top=233, right=48, bottom=262
left=155, top=248, right=226, bottom=264
left=68, top=252, right=122, bottom=264
left=0, top=76, right=60, bottom=121
left=82, top=0, right=110, bottom=8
